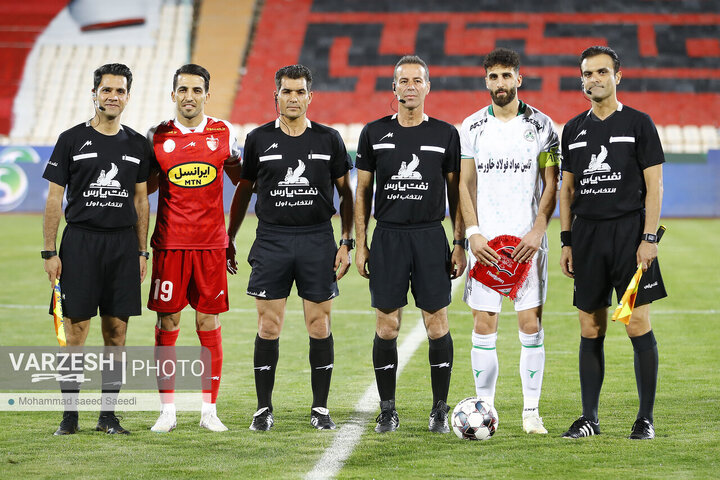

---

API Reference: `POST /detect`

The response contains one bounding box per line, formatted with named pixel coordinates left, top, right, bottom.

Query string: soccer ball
left=451, top=397, right=498, bottom=440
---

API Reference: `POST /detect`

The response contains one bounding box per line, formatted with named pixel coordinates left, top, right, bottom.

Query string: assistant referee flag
left=52, top=279, right=66, bottom=346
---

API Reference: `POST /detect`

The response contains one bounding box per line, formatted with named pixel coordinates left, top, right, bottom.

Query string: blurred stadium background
left=0, top=0, right=717, bottom=215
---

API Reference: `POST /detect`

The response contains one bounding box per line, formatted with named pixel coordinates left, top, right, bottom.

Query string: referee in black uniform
left=355, top=55, right=466, bottom=434
left=42, top=63, right=151, bottom=435
left=227, top=64, right=354, bottom=431
left=559, top=46, right=667, bottom=440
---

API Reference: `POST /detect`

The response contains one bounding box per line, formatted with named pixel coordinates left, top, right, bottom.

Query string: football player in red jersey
left=146, top=64, right=241, bottom=432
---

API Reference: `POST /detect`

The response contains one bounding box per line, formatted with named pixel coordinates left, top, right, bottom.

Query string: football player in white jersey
left=458, top=48, right=560, bottom=434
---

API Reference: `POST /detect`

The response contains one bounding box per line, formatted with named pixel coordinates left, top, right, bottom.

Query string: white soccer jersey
left=460, top=101, right=559, bottom=240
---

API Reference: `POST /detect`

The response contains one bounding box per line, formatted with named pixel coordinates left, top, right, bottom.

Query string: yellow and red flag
left=52, top=279, right=66, bottom=346
left=611, top=265, right=643, bottom=325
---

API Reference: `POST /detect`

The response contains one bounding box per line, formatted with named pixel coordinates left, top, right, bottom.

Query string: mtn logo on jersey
left=583, top=145, right=611, bottom=175
left=167, top=162, right=217, bottom=188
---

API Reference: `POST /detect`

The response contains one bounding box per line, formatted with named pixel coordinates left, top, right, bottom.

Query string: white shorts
left=463, top=246, right=548, bottom=313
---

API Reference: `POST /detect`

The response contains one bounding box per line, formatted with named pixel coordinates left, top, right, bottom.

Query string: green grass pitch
left=0, top=214, right=718, bottom=479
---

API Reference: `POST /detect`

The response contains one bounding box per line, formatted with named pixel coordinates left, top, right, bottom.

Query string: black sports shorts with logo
left=246, top=220, right=339, bottom=302
left=571, top=211, right=667, bottom=312
left=369, top=221, right=452, bottom=311
left=51, top=225, right=141, bottom=318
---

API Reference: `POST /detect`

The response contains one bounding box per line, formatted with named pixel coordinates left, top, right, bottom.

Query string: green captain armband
left=538, top=148, right=560, bottom=168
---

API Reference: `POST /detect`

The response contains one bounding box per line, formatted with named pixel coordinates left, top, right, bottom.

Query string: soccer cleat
left=310, top=407, right=336, bottom=430
left=96, top=413, right=130, bottom=434
left=200, top=412, right=228, bottom=432
left=629, top=417, right=655, bottom=440
left=151, top=410, right=177, bottom=433
left=53, top=411, right=78, bottom=436
left=562, top=416, right=600, bottom=438
left=249, top=407, right=274, bottom=431
left=428, top=400, right=450, bottom=433
left=375, top=399, right=399, bottom=433
left=522, top=411, right=548, bottom=434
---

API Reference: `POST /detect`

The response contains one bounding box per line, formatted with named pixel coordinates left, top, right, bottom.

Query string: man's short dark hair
left=93, top=63, right=133, bottom=92
left=580, top=46, right=620, bottom=73
left=173, top=64, right=210, bottom=92
left=275, top=64, right=313, bottom=91
left=393, top=55, right=429, bottom=81
left=483, top=48, right=520, bottom=72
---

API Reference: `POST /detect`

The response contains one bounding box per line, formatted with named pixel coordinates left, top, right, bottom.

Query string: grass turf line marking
left=304, top=277, right=464, bottom=480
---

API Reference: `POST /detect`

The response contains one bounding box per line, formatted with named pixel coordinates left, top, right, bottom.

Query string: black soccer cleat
left=310, top=407, right=336, bottom=430
left=428, top=400, right=450, bottom=434
left=375, top=399, right=399, bottom=433
left=53, top=411, right=79, bottom=436
left=629, top=417, right=655, bottom=440
left=562, top=416, right=600, bottom=438
left=249, top=407, right=274, bottom=431
left=96, top=413, right=130, bottom=434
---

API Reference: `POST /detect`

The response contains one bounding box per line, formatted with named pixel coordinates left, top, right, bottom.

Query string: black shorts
left=246, top=221, right=339, bottom=303
left=369, top=221, right=452, bottom=311
left=51, top=225, right=141, bottom=318
left=572, top=212, right=667, bottom=312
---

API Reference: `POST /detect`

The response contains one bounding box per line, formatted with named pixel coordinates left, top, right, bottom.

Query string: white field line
left=2, top=303, right=718, bottom=317
left=304, top=277, right=464, bottom=480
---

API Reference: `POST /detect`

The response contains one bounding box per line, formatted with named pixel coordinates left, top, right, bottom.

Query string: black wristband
left=41, top=250, right=57, bottom=259
left=452, top=239, right=466, bottom=247
left=139, top=251, right=150, bottom=259
left=560, top=231, right=572, bottom=248
left=339, top=238, right=355, bottom=250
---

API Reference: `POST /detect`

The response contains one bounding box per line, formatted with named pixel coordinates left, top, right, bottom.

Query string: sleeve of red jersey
left=222, top=120, right=242, bottom=167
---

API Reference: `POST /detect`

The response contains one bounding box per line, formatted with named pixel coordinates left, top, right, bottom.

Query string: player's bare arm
left=224, top=157, right=242, bottom=185
left=459, top=156, right=498, bottom=266
left=42, top=181, right=65, bottom=287
left=226, top=178, right=254, bottom=274
left=559, top=170, right=575, bottom=278
left=514, top=164, right=559, bottom=264
left=334, top=173, right=354, bottom=280
left=134, top=180, right=149, bottom=282
left=354, top=169, right=374, bottom=279
left=637, top=164, right=663, bottom=271
left=445, top=170, right=467, bottom=278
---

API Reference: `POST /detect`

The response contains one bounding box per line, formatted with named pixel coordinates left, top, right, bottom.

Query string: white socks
left=519, top=329, right=545, bottom=413
left=471, top=331, right=498, bottom=407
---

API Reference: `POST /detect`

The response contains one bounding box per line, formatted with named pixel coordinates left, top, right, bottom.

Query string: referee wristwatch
left=139, top=251, right=150, bottom=259
left=641, top=233, right=658, bottom=243
left=339, top=238, right=355, bottom=250
left=41, top=250, right=57, bottom=259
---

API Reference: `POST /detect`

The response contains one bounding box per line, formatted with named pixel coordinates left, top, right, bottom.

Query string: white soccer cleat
left=151, top=410, right=177, bottom=433
left=200, top=412, right=228, bottom=432
left=522, top=412, right=548, bottom=434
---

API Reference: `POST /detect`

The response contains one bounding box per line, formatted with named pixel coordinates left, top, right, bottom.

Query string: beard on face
left=490, top=86, right=516, bottom=107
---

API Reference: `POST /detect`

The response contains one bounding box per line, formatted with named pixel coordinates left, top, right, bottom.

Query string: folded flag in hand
left=52, top=279, right=66, bottom=346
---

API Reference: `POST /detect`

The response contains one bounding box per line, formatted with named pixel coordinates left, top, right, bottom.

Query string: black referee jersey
left=355, top=114, right=460, bottom=225
left=42, top=121, right=151, bottom=230
left=561, top=104, right=665, bottom=220
left=241, top=118, right=352, bottom=226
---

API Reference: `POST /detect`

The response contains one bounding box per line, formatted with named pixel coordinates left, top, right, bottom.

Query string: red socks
left=197, top=327, right=223, bottom=404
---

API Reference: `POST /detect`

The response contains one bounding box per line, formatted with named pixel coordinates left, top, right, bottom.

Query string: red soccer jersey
left=149, top=116, right=241, bottom=249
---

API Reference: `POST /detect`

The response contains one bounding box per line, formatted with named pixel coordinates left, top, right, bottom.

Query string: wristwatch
left=452, top=239, right=466, bottom=247
left=139, top=251, right=150, bottom=259
left=41, top=250, right=57, bottom=259
left=339, top=239, right=355, bottom=250
left=641, top=233, right=658, bottom=243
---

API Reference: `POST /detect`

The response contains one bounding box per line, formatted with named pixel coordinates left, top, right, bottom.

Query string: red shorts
left=147, top=249, right=229, bottom=314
